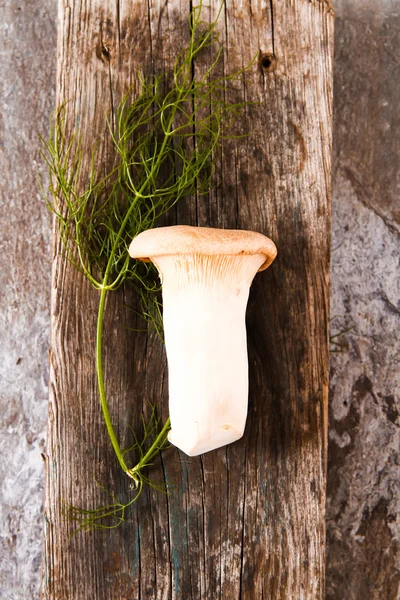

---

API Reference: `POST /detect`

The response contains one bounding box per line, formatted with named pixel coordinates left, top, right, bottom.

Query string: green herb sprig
left=42, top=1, right=254, bottom=531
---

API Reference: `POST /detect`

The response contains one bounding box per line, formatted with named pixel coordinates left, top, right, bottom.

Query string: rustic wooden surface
left=2, top=1, right=399, bottom=599
left=40, top=1, right=334, bottom=598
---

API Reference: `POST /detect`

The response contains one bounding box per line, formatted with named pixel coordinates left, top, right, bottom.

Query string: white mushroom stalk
left=129, top=226, right=277, bottom=457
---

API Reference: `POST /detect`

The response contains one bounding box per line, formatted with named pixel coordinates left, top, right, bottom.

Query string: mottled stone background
left=0, top=2, right=55, bottom=598
left=327, top=1, right=400, bottom=597
left=0, top=1, right=398, bottom=598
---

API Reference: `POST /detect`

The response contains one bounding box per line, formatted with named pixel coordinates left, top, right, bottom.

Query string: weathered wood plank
left=42, top=1, right=333, bottom=598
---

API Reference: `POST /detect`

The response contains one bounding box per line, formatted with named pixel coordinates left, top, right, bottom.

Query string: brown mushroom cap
left=129, top=225, right=277, bottom=272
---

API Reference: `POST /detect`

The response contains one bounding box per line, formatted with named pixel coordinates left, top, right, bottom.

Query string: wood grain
left=41, top=1, right=334, bottom=598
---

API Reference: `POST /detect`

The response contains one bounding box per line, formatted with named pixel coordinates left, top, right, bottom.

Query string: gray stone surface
left=0, top=0, right=399, bottom=598
left=327, top=0, right=400, bottom=598
left=0, top=1, right=56, bottom=598
left=328, top=178, right=400, bottom=599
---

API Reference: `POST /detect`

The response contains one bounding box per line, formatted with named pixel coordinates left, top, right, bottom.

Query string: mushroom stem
left=155, top=253, right=266, bottom=456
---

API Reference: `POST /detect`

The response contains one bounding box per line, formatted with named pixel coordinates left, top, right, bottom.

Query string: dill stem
left=95, top=92, right=181, bottom=477
left=129, top=417, right=171, bottom=477
left=96, top=282, right=130, bottom=473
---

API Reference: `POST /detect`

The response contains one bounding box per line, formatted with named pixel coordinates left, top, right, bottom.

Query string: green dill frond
left=43, top=0, right=255, bottom=531
left=330, top=325, right=354, bottom=353
left=64, top=407, right=170, bottom=534
left=64, top=481, right=142, bottom=534
left=42, top=3, right=253, bottom=298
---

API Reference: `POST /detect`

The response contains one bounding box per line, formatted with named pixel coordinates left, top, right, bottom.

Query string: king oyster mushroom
left=129, top=225, right=277, bottom=456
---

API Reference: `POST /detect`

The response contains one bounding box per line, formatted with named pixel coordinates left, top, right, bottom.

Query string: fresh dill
left=42, top=1, right=254, bottom=531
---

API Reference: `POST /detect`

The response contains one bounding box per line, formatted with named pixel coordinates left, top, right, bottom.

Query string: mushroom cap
left=129, top=225, right=277, bottom=271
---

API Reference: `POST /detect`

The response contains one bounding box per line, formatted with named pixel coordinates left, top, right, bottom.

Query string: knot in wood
left=96, top=42, right=111, bottom=62
left=258, top=52, right=277, bottom=74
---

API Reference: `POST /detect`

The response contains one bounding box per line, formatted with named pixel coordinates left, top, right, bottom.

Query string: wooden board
left=41, top=1, right=334, bottom=598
